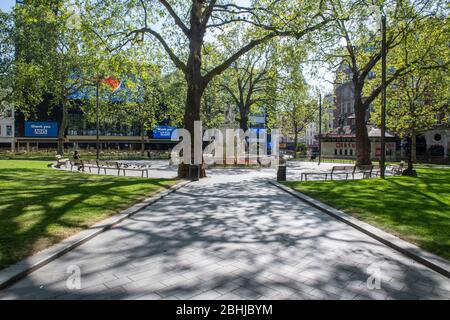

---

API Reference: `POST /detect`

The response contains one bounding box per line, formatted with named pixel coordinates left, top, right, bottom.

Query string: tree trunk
left=403, top=135, right=417, bottom=176
left=239, top=104, right=249, bottom=132
left=408, top=136, right=413, bottom=170
left=411, top=132, right=417, bottom=162
left=293, top=122, right=298, bottom=159
left=140, top=120, right=145, bottom=156
left=354, top=87, right=372, bottom=165
left=238, top=100, right=250, bottom=132
left=178, top=14, right=207, bottom=179
left=57, top=102, right=68, bottom=155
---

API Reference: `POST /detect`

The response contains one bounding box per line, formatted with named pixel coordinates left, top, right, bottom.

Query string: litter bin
left=277, top=165, right=286, bottom=182
left=189, top=164, right=200, bottom=181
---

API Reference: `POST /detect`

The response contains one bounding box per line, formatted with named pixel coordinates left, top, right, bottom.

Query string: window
left=5, top=109, right=12, bottom=118
left=350, top=149, right=353, bottom=156
left=6, top=125, right=12, bottom=136
left=434, top=134, right=442, bottom=142
left=339, top=149, right=343, bottom=155
left=334, top=149, right=338, bottom=155
left=344, top=149, right=348, bottom=156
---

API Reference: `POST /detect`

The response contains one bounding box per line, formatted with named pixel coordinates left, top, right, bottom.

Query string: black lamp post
left=380, top=10, right=387, bottom=179
left=318, top=92, right=322, bottom=165
left=95, top=80, right=100, bottom=161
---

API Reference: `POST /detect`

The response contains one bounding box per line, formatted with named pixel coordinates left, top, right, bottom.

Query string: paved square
left=1, top=168, right=449, bottom=300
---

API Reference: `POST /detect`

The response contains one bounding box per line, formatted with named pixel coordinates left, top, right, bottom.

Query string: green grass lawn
left=284, top=168, right=450, bottom=260
left=0, top=160, right=179, bottom=269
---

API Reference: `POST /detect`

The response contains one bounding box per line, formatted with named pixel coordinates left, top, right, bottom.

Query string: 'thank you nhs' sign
left=153, top=126, right=176, bottom=139
left=25, top=122, right=59, bottom=137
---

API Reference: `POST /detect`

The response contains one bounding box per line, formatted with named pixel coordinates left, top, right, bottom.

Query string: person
left=73, top=151, right=83, bottom=171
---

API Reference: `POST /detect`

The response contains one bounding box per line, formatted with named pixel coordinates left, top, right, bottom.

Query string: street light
left=318, top=91, right=322, bottom=165
left=370, top=4, right=387, bottom=178
left=95, top=80, right=100, bottom=161
left=380, top=10, right=387, bottom=179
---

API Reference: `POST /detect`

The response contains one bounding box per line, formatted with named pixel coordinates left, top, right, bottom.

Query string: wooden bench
left=97, top=161, right=121, bottom=176
left=371, top=165, right=381, bottom=177
left=388, top=163, right=404, bottom=176
left=330, top=165, right=355, bottom=180
left=81, top=160, right=99, bottom=173
left=69, top=159, right=83, bottom=171
left=119, top=163, right=150, bottom=178
left=68, top=160, right=150, bottom=178
left=55, top=155, right=69, bottom=168
left=352, top=165, right=374, bottom=179
left=301, top=165, right=355, bottom=181
left=300, top=171, right=329, bottom=181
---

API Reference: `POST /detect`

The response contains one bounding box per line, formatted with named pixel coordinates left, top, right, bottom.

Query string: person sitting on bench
left=73, top=151, right=83, bottom=171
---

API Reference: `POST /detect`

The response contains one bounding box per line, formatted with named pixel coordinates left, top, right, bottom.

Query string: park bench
left=97, top=161, right=121, bottom=176
left=300, top=171, right=329, bottom=181
left=352, top=165, right=374, bottom=179
left=330, top=165, right=355, bottom=180
left=81, top=160, right=99, bottom=173
left=55, top=155, right=69, bottom=168
left=371, top=165, right=381, bottom=177
left=69, top=159, right=83, bottom=171
left=119, top=163, right=150, bottom=178
left=388, top=163, right=404, bottom=176
left=301, top=165, right=355, bottom=181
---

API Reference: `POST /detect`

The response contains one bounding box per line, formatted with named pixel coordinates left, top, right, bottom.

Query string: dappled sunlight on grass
left=284, top=169, right=450, bottom=260
left=0, top=160, right=179, bottom=269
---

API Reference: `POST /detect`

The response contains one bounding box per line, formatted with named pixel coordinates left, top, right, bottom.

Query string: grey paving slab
left=0, top=167, right=449, bottom=300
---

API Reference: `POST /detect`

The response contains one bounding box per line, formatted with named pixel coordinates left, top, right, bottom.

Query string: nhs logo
left=25, top=122, right=59, bottom=137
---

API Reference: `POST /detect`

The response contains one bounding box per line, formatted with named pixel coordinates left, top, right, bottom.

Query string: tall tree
left=371, top=68, right=449, bottom=171
left=0, top=10, right=14, bottom=83
left=0, top=10, right=15, bottom=114
left=83, top=0, right=332, bottom=177
left=279, top=65, right=317, bottom=159
left=12, top=0, right=109, bottom=154
left=219, top=29, right=278, bottom=131
left=317, top=0, right=448, bottom=165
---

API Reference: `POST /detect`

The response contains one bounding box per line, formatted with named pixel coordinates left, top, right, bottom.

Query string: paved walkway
left=1, top=169, right=449, bottom=300
left=60, top=160, right=385, bottom=181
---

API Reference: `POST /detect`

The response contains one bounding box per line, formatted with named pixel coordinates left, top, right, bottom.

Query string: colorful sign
left=25, top=122, right=58, bottom=137
left=153, top=126, right=177, bottom=139
left=101, top=76, right=121, bottom=92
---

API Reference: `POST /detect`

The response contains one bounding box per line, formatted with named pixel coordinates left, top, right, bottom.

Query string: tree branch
left=142, top=27, right=187, bottom=73
left=159, top=0, right=190, bottom=36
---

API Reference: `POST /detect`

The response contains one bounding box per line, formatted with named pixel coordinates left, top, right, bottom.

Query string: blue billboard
left=25, top=122, right=58, bottom=137
left=153, top=125, right=176, bottom=139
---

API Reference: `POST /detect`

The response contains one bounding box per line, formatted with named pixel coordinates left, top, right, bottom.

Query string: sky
left=0, top=0, right=15, bottom=12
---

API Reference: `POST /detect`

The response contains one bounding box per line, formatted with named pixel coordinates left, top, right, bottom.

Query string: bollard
left=189, top=164, right=200, bottom=181
left=277, top=164, right=287, bottom=182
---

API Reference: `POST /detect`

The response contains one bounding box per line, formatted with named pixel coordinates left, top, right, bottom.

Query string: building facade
left=421, top=127, right=450, bottom=159
left=0, top=106, right=15, bottom=151
left=321, top=127, right=397, bottom=161
left=333, top=64, right=372, bottom=134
